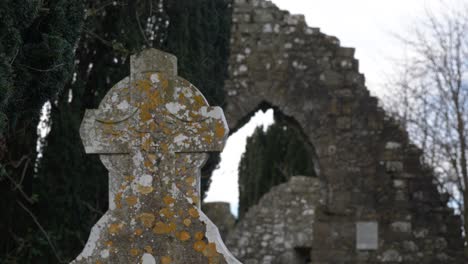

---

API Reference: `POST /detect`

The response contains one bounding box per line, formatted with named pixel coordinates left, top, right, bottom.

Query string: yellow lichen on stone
left=185, top=176, right=195, bottom=185
left=142, top=137, right=152, bottom=151
left=134, top=228, right=143, bottom=236
left=214, top=122, right=225, bottom=139
left=193, top=240, right=206, bottom=252
left=160, top=208, right=175, bottom=218
left=194, top=231, right=204, bottom=241
left=161, top=78, right=169, bottom=90
left=193, top=95, right=205, bottom=109
left=183, top=218, right=191, bottom=227
left=114, top=192, right=123, bottom=209
left=203, top=243, right=219, bottom=258
left=209, top=256, right=221, bottom=264
left=188, top=208, right=199, bottom=218
left=191, top=195, right=199, bottom=205
left=138, top=213, right=156, bottom=228
left=108, top=223, right=123, bottom=234
left=144, top=245, right=153, bottom=253
left=178, top=231, right=191, bottom=241
left=130, top=248, right=140, bottom=256
left=125, top=175, right=135, bottom=182
left=137, top=185, right=154, bottom=194
left=125, top=196, right=138, bottom=206
left=161, top=256, right=172, bottom=264
left=153, top=221, right=176, bottom=234
left=163, top=195, right=175, bottom=205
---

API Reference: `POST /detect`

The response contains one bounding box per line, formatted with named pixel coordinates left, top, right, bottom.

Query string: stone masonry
left=222, top=0, right=465, bottom=263
left=227, top=176, right=321, bottom=264
left=73, top=49, right=240, bottom=264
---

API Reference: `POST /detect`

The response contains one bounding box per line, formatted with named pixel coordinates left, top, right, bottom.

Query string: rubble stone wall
left=223, top=0, right=465, bottom=262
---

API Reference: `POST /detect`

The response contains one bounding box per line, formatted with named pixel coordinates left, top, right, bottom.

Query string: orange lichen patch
left=142, top=137, right=152, bottom=151
left=185, top=176, right=195, bottom=185
left=178, top=209, right=185, bottom=217
left=183, top=218, right=191, bottom=227
left=203, top=243, right=219, bottom=258
left=125, top=175, right=135, bottom=182
left=153, top=221, right=176, bottom=234
left=188, top=207, right=199, bottom=218
left=193, top=240, right=206, bottom=252
left=125, top=196, right=138, bottom=206
left=136, top=79, right=152, bottom=93
left=134, top=228, right=143, bottom=236
left=161, top=256, right=172, bottom=264
left=144, top=159, right=153, bottom=168
left=214, top=122, right=225, bottom=138
left=177, top=231, right=191, bottom=241
left=102, top=124, right=121, bottom=136
left=105, top=240, right=113, bottom=247
left=163, top=195, right=175, bottom=206
left=194, top=231, right=204, bottom=241
left=139, top=109, right=152, bottom=122
left=161, top=78, right=169, bottom=90
left=138, top=213, right=155, bottom=228
left=114, top=192, right=123, bottom=209
left=193, top=95, right=205, bottom=108
left=108, top=223, right=123, bottom=234
left=160, top=208, right=175, bottom=218
left=161, top=143, right=169, bottom=152
left=144, top=245, right=153, bottom=254
left=137, top=185, right=154, bottom=194
left=189, top=111, right=202, bottom=120
left=210, top=256, right=222, bottom=264
left=191, top=195, right=199, bottom=205
left=147, top=153, right=157, bottom=162
left=203, top=134, right=212, bottom=143
left=129, top=248, right=140, bottom=256
left=178, top=92, right=186, bottom=102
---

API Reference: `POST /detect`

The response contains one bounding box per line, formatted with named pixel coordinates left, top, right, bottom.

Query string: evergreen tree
left=238, top=113, right=316, bottom=218
left=0, top=1, right=84, bottom=262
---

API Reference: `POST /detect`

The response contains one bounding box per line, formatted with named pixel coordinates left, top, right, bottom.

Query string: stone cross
left=72, top=49, right=241, bottom=264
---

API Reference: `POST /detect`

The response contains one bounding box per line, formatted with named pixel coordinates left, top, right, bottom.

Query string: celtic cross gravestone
left=72, top=49, right=241, bottom=264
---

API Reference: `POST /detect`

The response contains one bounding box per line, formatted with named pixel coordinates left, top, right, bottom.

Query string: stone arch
left=223, top=0, right=464, bottom=262
left=230, top=100, right=322, bottom=178
left=225, top=0, right=371, bottom=216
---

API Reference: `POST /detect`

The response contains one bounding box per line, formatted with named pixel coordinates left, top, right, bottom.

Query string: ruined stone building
left=204, top=0, right=466, bottom=263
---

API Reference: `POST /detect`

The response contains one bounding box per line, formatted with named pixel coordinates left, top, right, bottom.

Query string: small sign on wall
left=356, top=221, right=379, bottom=250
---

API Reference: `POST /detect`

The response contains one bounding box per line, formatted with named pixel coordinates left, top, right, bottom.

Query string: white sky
left=204, top=0, right=453, bottom=216
left=205, top=109, right=275, bottom=215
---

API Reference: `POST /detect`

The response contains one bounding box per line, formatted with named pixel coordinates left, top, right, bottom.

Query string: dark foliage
left=0, top=0, right=232, bottom=262
left=238, top=113, right=316, bottom=219
left=0, top=0, right=84, bottom=263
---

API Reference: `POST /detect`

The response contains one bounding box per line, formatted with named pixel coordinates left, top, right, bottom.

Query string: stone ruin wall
left=221, top=0, right=465, bottom=262
left=226, top=176, right=321, bottom=264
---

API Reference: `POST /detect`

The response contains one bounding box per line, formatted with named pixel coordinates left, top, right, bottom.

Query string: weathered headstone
left=72, top=49, right=241, bottom=264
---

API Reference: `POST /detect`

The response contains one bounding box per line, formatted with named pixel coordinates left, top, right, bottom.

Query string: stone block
left=391, top=221, right=412, bottom=233
left=356, top=222, right=379, bottom=250
left=337, top=116, right=352, bottom=130
left=385, top=161, right=403, bottom=172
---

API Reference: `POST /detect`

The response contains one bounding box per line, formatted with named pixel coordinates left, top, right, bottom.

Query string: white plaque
left=356, top=221, right=378, bottom=250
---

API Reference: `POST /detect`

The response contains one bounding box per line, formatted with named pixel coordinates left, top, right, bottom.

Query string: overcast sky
left=204, top=0, right=449, bottom=216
